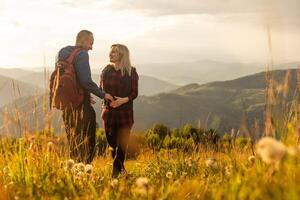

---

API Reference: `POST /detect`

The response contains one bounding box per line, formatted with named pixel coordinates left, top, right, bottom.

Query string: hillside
left=0, top=94, right=62, bottom=136
left=0, top=69, right=297, bottom=136
left=138, top=61, right=299, bottom=85
left=7, top=69, right=178, bottom=96
left=0, top=68, right=35, bottom=79
left=0, top=75, right=43, bottom=107
left=130, top=69, right=297, bottom=134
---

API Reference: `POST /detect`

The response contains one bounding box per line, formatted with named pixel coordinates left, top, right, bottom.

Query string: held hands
left=103, top=94, right=129, bottom=108
left=110, top=96, right=129, bottom=108
left=104, top=93, right=114, bottom=102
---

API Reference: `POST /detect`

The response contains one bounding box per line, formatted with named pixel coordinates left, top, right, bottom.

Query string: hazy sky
left=0, top=0, right=299, bottom=68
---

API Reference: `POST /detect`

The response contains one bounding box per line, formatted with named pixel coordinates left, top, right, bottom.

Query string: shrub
left=148, top=124, right=169, bottom=140
left=145, top=133, right=161, bottom=150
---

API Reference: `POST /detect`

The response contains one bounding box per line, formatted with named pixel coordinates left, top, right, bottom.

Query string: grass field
left=0, top=130, right=300, bottom=200
left=0, top=68, right=299, bottom=199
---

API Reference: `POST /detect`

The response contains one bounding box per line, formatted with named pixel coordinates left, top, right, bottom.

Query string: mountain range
left=136, top=60, right=300, bottom=85
left=0, top=68, right=178, bottom=107
left=0, top=67, right=298, bottom=136
left=0, top=74, right=42, bottom=107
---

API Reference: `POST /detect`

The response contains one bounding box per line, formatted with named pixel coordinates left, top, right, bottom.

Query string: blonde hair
left=111, top=44, right=132, bottom=76
left=76, top=30, right=93, bottom=46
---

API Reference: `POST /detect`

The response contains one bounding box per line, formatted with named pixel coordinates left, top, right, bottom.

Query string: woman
left=100, top=44, right=139, bottom=177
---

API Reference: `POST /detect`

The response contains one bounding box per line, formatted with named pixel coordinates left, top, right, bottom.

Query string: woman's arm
left=99, top=66, right=114, bottom=103
left=128, top=67, right=139, bottom=101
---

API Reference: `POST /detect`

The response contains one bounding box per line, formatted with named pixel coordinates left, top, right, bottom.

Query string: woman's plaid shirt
left=100, top=65, right=139, bottom=132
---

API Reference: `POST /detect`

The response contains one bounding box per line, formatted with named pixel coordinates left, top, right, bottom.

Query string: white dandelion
left=256, top=137, right=287, bottom=165
left=85, top=164, right=93, bottom=174
left=248, top=155, right=256, bottom=164
left=135, top=177, right=150, bottom=195
left=111, top=179, right=119, bottom=188
left=166, top=171, right=173, bottom=179
left=225, top=164, right=233, bottom=176
left=181, top=172, right=188, bottom=177
left=205, top=158, right=217, bottom=169
left=47, top=141, right=54, bottom=151
left=66, top=159, right=75, bottom=170
left=75, top=171, right=84, bottom=181
left=136, top=177, right=149, bottom=188
left=187, top=157, right=193, bottom=167
left=74, top=162, right=85, bottom=172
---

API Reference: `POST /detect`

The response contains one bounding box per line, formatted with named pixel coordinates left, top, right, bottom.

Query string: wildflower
left=2, top=166, right=9, bottom=174
left=47, top=141, right=54, bottom=151
left=166, top=171, right=173, bottom=179
left=225, top=165, right=233, bottom=176
left=187, top=157, right=192, bottom=167
left=205, top=158, right=217, bottom=169
left=66, top=159, right=75, bottom=170
left=136, top=177, right=149, bottom=188
left=135, top=177, right=150, bottom=195
left=248, top=155, right=255, bottom=164
left=256, top=137, right=287, bottom=165
left=74, top=162, right=85, bottom=172
left=85, top=164, right=93, bottom=174
left=71, top=167, right=79, bottom=174
left=75, top=171, right=84, bottom=180
left=111, top=179, right=119, bottom=188
left=173, top=180, right=180, bottom=187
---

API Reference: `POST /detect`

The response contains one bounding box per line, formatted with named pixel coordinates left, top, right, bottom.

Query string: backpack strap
left=66, top=47, right=81, bottom=64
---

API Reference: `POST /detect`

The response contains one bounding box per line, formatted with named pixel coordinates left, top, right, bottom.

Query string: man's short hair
left=76, top=30, right=93, bottom=46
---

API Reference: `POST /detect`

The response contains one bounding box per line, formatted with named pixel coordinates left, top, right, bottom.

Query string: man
left=57, top=30, right=113, bottom=163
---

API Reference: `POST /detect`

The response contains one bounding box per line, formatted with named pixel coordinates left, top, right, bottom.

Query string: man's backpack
left=49, top=48, right=84, bottom=110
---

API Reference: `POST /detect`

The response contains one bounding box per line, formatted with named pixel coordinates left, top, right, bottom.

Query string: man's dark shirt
left=57, top=45, right=105, bottom=99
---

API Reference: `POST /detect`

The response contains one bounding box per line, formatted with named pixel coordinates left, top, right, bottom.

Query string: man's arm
left=73, top=50, right=107, bottom=99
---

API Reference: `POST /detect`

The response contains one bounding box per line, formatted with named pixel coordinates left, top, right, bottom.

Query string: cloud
left=112, top=0, right=300, bottom=26
left=0, top=0, right=299, bottom=68
left=0, top=0, right=5, bottom=11
left=58, top=0, right=111, bottom=9
left=59, top=0, right=96, bottom=7
left=112, top=0, right=299, bottom=15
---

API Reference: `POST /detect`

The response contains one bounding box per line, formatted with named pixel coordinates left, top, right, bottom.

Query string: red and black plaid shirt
left=100, top=65, right=139, bottom=132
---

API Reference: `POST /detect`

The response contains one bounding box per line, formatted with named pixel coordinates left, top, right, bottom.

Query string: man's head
left=75, top=30, right=94, bottom=51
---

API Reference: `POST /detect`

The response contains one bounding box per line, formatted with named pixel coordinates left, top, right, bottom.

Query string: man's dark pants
left=63, top=97, right=96, bottom=164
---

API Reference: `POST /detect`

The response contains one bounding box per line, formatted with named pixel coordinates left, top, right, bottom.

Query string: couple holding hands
left=55, top=30, right=139, bottom=178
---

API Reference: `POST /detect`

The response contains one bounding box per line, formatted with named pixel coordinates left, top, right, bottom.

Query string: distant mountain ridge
left=0, top=74, right=43, bottom=107
left=137, top=60, right=300, bottom=85
left=0, top=68, right=178, bottom=96
left=131, top=68, right=297, bottom=134
left=1, top=68, right=297, bottom=136
left=2, top=60, right=298, bottom=86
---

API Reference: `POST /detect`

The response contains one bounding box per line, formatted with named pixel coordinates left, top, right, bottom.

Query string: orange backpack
left=49, top=48, right=84, bottom=110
